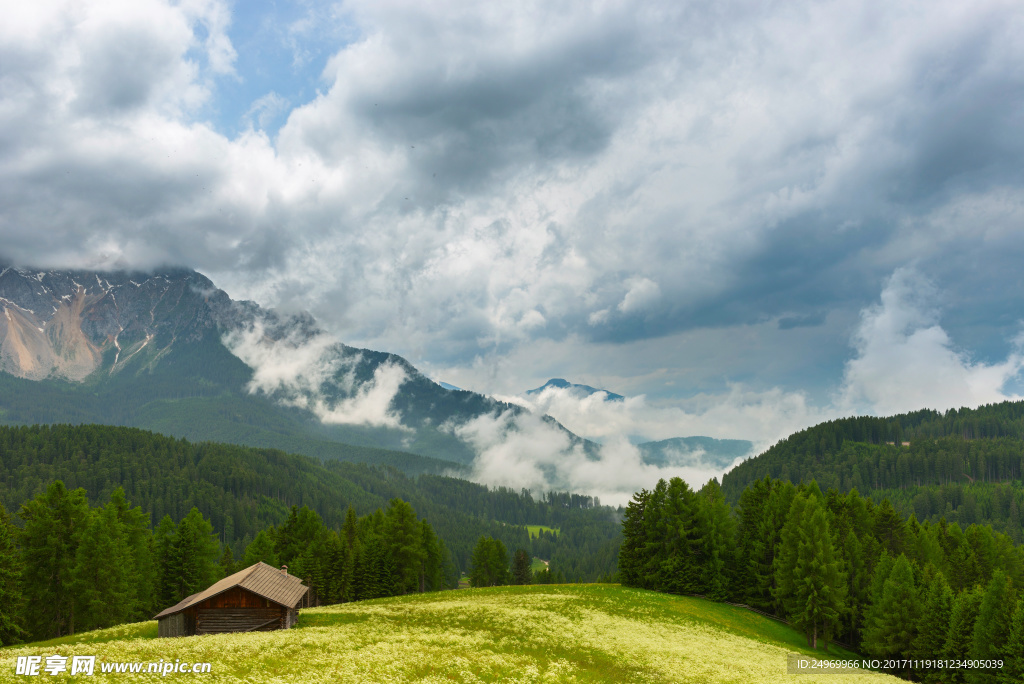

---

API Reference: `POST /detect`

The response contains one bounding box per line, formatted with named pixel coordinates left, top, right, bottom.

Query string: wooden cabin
left=155, top=562, right=308, bottom=637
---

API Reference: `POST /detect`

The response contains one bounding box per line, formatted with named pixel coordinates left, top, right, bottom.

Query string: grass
left=3, top=585, right=901, bottom=683
left=530, top=557, right=549, bottom=572
left=526, top=524, right=559, bottom=539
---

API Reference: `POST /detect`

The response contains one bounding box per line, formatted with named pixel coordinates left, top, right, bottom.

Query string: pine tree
left=107, top=488, right=155, bottom=620
left=72, top=504, right=134, bottom=632
left=469, top=536, right=510, bottom=587
left=168, top=508, right=220, bottom=603
left=243, top=529, right=280, bottom=568
left=512, top=549, right=533, bottom=585
left=862, top=554, right=919, bottom=666
left=152, top=514, right=178, bottom=612
left=968, top=570, right=1014, bottom=684
left=383, top=499, right=423, bottom=594
left=218, top=545, right=237, bottom=578
left=618, top=489, right=649, bottom=587
left=0, top=503, right=25, bottom=645
left=419, top=520, right=445, bottom=592
left=774, top=489, right=814, bottom=617
left=696, top=478, right=736, bottom=601
left=793, top=505, right=847, bottom=650
left=944, top=587, right=983, bottom=684
left=912, top=570, right=954, bottom=683
left=1004, top=595, right=1024, bottom=684
left=18, top=481, right=90, bottom=639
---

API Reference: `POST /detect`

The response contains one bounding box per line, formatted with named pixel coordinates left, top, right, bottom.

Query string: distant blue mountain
left=637, top=436, right=753, bottom=469
left=526, top=378, right=625, bottom=402
left=438, top=381, right=463, bottom=391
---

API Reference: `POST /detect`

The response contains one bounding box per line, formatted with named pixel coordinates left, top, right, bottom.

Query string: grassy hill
left=4, top=585, right=901, bottom=683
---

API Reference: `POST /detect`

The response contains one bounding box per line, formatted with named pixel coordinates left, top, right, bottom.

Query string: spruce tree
left=18, top=481, right=90, bottom=639
left=862, top=554, right=919, bottom=666
left=912, top=570, right=954, bottom=684
left=618, top=489, right=649, bottom=587
left=774, top=490, right=813, bottom=617
left=383, top=499, right=423, bottom=594
left=107, top=488, right=155, bottom=620
left=512, top=549, right=533, bottom=585
left=168, top=508, right=220, bottom=602
left=152, top=515, right=178, bottom=612
left=1004, top=595, right=1024, bottom=684
left=0, top=503, right=25, bottom=646
left=243, top=529, right=280, bottom=568
left=420, top=520, right=446, bottom=592
left=697, top=478, right=736, bottom=601
left=944, top=587, right=983, bottom=684
left=968, top=570, right=1014, bottom=684
left=793, top=505, right=847, bottom=650
left=72, top=504, right=134, bottom=632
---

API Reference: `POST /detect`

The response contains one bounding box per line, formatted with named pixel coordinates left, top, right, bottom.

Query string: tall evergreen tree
left=152, top=514, right=178, bottom=612
left=167, top=507, right=220, bottom=603
left=0, top=503, right=24, bottom=645
left=511, top=549, right=533, bottom=586
left=912, top=570, right=954, bottom=683
left=793, top=505, right=847, bottom=650
left=862, top=554, right=920, bottom=667
left=383, top=499, right=423, bottom=594
left=1004, top=596, right=1024, bottom=684
left=72, top=504, right=134, bottom=632
left=696, top=479, right=736, bottom=601
left=469, top=536, right=511, bottom=587
left=944, top=587, right=983, bottom=684
left=968, top=570, right=1015, bottom=684
left=618, top=489, right=649, bottom=587
left=419, top=520, right=446, bottom=592
left=107, top=488, right=155, bottom=619
left=18, top=481, right=90, bottom=639
left=243, top=529, right=279, bottom=568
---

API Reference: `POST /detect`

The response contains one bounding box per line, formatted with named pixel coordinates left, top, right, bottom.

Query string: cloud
left=4, top=0, right=1024, bottom=492
left=836, top=267, right=1024, bottom=415
left=244, top=92, right=290, bottom=131
left=453, top=408, right=737, bottom=507
left=222, top=318, right=409, bottom=429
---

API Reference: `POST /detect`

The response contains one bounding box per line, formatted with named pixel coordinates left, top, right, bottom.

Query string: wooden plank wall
left=158, top=613, right=186, bottom=638
left=196, top=608, right=284, bottom=634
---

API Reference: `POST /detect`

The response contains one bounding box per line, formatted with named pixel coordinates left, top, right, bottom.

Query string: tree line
left=619, top=475, right=1024, bottom=682
left=0, top=481, right=450, bottom=644
left=0, top=424, right=621, bottom=580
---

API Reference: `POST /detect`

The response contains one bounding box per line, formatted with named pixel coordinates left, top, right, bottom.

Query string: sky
left=3, top=0, right=1024, bottom=469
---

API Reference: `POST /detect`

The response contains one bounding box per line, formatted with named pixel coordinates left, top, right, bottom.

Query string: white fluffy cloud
left=453, top=409, right=737, bottom=507
left=223, top=319, right=409, bottom=430
left=837, top=268, right=1024, bottom=416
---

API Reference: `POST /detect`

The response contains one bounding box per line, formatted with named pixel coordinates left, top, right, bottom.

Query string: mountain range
left=0, top=266, right=751, bottom=480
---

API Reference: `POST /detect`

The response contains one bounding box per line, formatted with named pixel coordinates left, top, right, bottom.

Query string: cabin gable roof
left=153, top=562, right=307, bottom=620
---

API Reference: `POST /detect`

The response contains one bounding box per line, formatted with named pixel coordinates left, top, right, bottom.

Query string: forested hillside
left=621, top=475, right=1024, bottom=681
left=0, top=424, right=620, bottom=580
left=722, top=401, right=1024, bottom=540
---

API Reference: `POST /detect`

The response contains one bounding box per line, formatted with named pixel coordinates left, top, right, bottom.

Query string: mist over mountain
left=526, top=378, right=625, bottom=402
left=0, top=266, right=760, bottom=502
left=0, top=265, right=514, bottom=470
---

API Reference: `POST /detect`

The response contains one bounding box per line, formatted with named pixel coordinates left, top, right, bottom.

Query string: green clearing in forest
left=526, top=524, right=559, bottom=538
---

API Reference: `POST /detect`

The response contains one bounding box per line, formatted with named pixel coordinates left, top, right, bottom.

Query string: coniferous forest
left=3, top=481, right=453, bottom=643
left=0, top=423, right=622, bottom=644
left=620, top=475, right=1024, bottom=682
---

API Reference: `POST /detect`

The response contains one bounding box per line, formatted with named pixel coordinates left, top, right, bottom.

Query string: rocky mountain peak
left=0, top=266, right=237, bottom=381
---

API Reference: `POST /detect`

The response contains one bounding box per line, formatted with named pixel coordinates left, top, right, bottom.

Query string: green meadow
left=4, top=585, right=901, bottom=683
left=526, top=524, right=559, bottom=539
